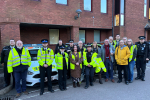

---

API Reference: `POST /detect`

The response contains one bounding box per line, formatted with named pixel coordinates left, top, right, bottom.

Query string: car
left=23, top=44, right=58, bottom=87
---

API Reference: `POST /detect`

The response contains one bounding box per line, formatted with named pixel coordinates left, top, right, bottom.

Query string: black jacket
left=1, top=46, right=15, bottom=64
left=136, top=41, right=149, bottom=61
left=54, top=43, right=65, bottom=54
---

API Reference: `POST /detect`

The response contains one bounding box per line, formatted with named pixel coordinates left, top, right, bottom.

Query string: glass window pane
left=79, top=30, right=85, bottom=43
left=120, top=14, right=124, bottom=26
left=101, top=0, right=107, bottom=13
left=149, top=8, right=150, bottom=19
left=120, top=0, right=124, bottom=14
left=56, top=0, right=67, bottom=5
left=49, top=29, right=59, bottom=44
left=94, top=30, right=100, bottom=42
left=115, top=14, right=120, bottom=26
left=144, top=0, right=147, bottom=4
left=84, top=0, right=91, bottom=11
left=144, top=4, right=147, bottom=17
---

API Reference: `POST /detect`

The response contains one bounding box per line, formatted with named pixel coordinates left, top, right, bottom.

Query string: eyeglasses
left=127, top=41, right=131, bottom=42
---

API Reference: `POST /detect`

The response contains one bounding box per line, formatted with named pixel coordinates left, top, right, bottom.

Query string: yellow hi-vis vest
left=55, top=52, right=68, bottom=70
left=95, top=57, right=107, bottom=73
left=37, top=48, right=54, bottom=66
left=7, top=47, right=31, bottom=73
left=129, top=45, right=136, bottom=62
left=70, top=52, right=82, bottom=70
left=113, top=40, right=117, bottom=48
left=83, top=52, right=97, bottom=67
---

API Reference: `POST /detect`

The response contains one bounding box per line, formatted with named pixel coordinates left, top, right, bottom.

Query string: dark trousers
left=85, top=66, right=95, bottom=87
left=118, top=65, right=128, bottom=82
left=13, top=69, right=28, bottom=93
left=105, top=59, right=114, bottom=80
left=4, top=63, right=11, bottom=85
left=58, top=68, right=67, bottom=89
left=40, top=65, right=52, bottom=92
left=67, top=60, right=71, bottom=78
left=136, top=57, right=146, bottom=79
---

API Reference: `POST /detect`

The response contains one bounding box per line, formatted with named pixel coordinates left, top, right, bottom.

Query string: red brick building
left=0, top=0, right=150, bottom=50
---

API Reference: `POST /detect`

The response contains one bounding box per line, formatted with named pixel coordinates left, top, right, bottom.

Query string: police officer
left=1, top=39, right=15, bottom=87
left=7, top=40, right=31, bottom=98
left=83, top=43, right=97, bottom=89
left=135, top=36, right=149, bottom=81
left=54, top=40, right=65, bottom=54
left=55, top=45, right=68, bottom=91
left=66, top=39, right=74, bottom=79
left=37, top=39, right=54, bottom=95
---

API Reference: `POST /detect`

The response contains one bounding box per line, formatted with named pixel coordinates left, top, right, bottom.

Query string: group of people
left=0, top=34, right=149, bottom=98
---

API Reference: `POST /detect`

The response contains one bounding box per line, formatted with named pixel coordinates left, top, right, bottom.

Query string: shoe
left=125, top=81, right=129, bottom=85
left=77, top=82, right=80, bottom=87
left=129, top=81, right=133, bottom=83
left=117, top=80, right=122, bottom=83
left=73, top=82, right=76, bottom=88
left=105, top=79, right=108, bottom=82
left=60, top=88, right=64, bottom=91
left=15, top=93, right=21, bottom=98
left=63, top=88, right=67, bottom=91
left=40, top=91, right=43, bottom=95
left=23, top=91, right=29, bottom=95
left=3, top=84, right=9, bottom=88
left=90, top=83, right=94, bottom=86
left=84, top=86, right=88, bottom=89
left=99, top=80, right=103, bottom=84
left=49, top=89, right=54, bottom=93
left=111, top=79, right=115, bottom=83
left=135, top=77, right=141, bottom=80
left=141, top=78, right=145, bottom=81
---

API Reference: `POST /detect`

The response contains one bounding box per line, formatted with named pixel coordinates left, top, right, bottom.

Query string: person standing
left=115, top=40, right=130, bottom=85
left=135, top=36, right=149, bottom=81
left=7, top=40, right=31, bottom=98
left=83, top=43, right=97, bottom=89
left=123, top=37, right=128, bottom=45
left=54, top=40, right=65, bottom=55
left=37, top=39, right=54, bottom=95
left=113, top=34, right=120, bottom=48
left=101, top=39, right=115, bottom=83
left=66, top=40, right=74, bottom=79
left=127, top=39, right=137, bottom=83
left=69, top=45, right=83, bottom=88
left=55, top=45, right=68, bottom=91
left=1, top=39, right=15, bottom=87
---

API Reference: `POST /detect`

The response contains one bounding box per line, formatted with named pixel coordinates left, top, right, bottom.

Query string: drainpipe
left=112, top=0, right=114, bottom=37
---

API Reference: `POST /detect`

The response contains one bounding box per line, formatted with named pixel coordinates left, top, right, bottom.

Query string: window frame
left=100, top=0, right=107, bottom=14
left=56, top=0, right=68, bottom=5
left=120, top=0, right=125, bottom=26
left=83, top=0, right=92, bottom=12
left=79, top=30, right=86, bottom=43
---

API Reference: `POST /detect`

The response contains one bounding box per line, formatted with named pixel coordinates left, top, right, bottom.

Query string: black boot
left=77, top=82, right=80, bottom=87
left=98, top=74, right=103, bottom=84
left=73, top=82, right=76, bottom=88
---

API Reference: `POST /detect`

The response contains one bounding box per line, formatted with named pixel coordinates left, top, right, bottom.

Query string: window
left=94, top=30, right=100, bottom=42
left=79, top=30, right=85, bottom=43
left=149, top=1, right=150, bottom=19
left=56, top=0, right=67, bottom=5
left=114, top=14, right=120, bottom=26
left=101, top=0, right=107, bottom=13
left=144, top=0, right=147, bottom=17
left=120, top=0, right=124, bottom=26
left=84, top=0, right=91, bottom=11
left=49, top=29, right=59, bottom=44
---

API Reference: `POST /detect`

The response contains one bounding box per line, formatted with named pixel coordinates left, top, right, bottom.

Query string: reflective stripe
left=99, top=61, right=102, bottom=63
left=12, top=62, right=20, bottom=66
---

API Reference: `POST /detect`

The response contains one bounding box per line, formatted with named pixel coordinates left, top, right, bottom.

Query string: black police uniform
left=57, top=46, right=67, bottom=91
left=54, top=43, right=65, bottom=55
left=85, top=44, right=95, bottom=89
left=66, top=40, right=74, bottom=79
left=135, top=36, right=149, bottom=81
left=1, top=46, right=15, bottom=87
left=39, top=39, right=54, bottom=95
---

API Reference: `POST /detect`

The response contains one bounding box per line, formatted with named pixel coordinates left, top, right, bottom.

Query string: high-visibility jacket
left=95, top=57, right=107, bottom=73
left=7, top=47, right=31, bottom=73
left=70, top=52, right=82, bottom=70
left=83, top=52, right=97, bottom=67
left=129, top=45, right=136, bottom=62
left=37, top=48, right=54, bottom=66
left=55, top=52, right=68, bottom=70
left=113, top=40, right=117, bottom=48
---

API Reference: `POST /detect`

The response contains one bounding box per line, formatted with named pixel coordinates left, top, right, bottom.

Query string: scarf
left=104, top=45, right=110, bottom=60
